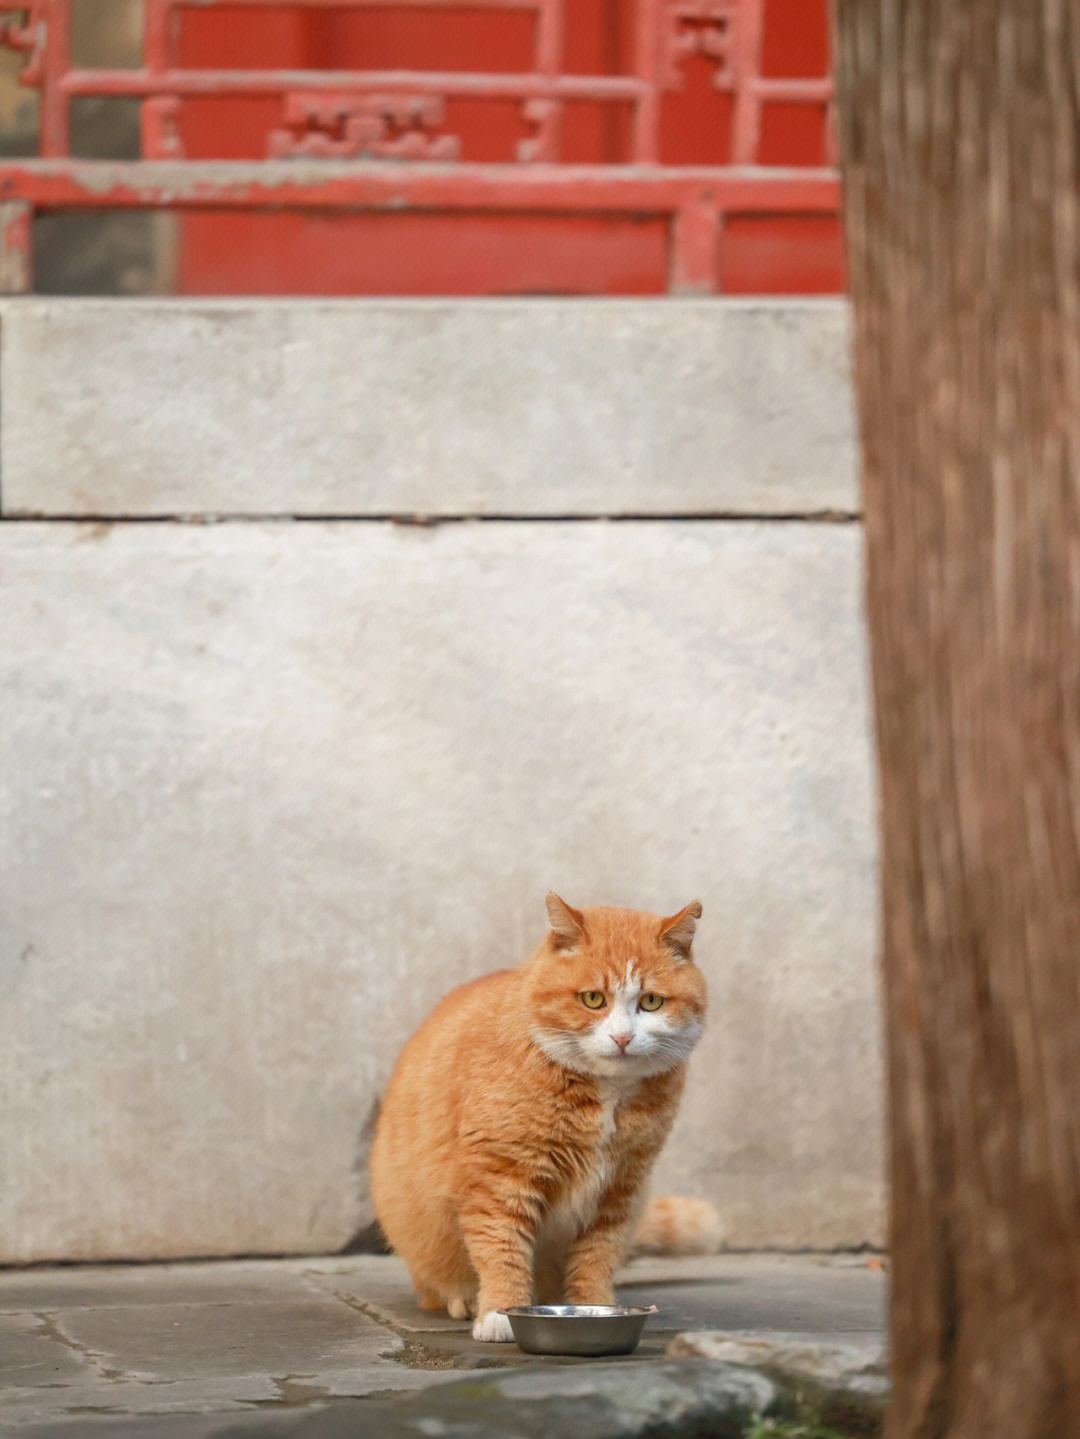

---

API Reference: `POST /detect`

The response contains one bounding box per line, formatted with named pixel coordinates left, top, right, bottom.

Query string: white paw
left=472, top=1309, right=515, bottom=1343
left=447, top=1296, right=471, bottom=1320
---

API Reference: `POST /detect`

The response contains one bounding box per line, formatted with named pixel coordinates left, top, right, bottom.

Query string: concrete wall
left=0, top=298, right=883, bottom=1263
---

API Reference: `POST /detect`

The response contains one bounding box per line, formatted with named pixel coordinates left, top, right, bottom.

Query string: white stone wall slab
left=1, top=519, right=882, bottom=1261
left=0, top=299, right=857, bottom=518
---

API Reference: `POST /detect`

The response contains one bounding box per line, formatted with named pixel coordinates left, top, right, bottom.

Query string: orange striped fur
left=370, top=895, right=708, bottom=1342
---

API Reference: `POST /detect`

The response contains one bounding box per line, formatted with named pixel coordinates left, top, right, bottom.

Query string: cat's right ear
left=546, top=892, right=586, bottom=952
left=658, top=901, right=703, bottom=959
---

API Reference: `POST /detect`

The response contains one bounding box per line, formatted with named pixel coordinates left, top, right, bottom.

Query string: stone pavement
left=1, top=1254, right=888, bottom=1438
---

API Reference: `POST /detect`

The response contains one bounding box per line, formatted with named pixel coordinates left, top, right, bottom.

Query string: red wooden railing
left=0, top=0, right=843, bottom=295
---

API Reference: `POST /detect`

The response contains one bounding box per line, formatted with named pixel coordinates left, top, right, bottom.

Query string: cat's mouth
left=599, top=1047, right=639, bottom=1065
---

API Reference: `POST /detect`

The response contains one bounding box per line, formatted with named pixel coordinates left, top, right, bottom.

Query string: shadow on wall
left=340, top=1099, right=392, bottom=1254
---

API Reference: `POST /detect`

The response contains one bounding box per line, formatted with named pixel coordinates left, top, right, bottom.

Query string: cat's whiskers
left=529, top=1025, right=586, bottom=1070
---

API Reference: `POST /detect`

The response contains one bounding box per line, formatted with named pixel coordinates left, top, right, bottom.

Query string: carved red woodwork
left=0, top=0, right=841, bottom=294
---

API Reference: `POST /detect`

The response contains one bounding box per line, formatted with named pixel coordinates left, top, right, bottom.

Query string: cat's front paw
left=472, top=1310, right=515, bottom=1343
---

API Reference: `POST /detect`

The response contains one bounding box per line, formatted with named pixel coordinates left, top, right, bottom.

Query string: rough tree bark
left=831, top=2, right=1080, bottom=1436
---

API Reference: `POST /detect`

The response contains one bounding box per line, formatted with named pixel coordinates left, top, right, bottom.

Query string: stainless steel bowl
left=500, top=1304, right=657, bottom=1356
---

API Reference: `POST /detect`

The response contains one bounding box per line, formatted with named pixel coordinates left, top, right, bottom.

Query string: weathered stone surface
left=0, top=1258, right=438, bottom=1431
left=323, top=1253, right=887, bottom=1339
left=11, top=1420, right=294, bottom=1439
left=0, top=1259, right=338, bottom=1313
left=52, top=1298, right=394, bottom=1383
left=618, top=1255, right=886, bottom=1337
left=0, top=1253, right=888, bottom=1435
left=668, top=1328, right=888, bottom=1386
left=0, top=298, right=857, bottom=517
left=1, top=519, right=881, bottom=1261
left=0, top=1314, right=93, bottom=1389
left=236, top=1361, right=780, bottom=1439
left=668, top=1330, right=889, bottom=1429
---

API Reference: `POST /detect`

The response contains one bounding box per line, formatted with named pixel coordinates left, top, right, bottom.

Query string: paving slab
left=1, top=1314, right=92, bottom=1388
left=50, top=1296, right=392, bottom=1381
left=0, top=1261, right=336, bottom=1313
left=304, top=1253, right=886, bottom=1338
left=620, top=1254, right=885, bottom=1335
left=0, top=1259, right=443, bottom=1433
left=0, top=1254, right=887, bottom=1435
left=246, top=1359, right=783, bottom=1439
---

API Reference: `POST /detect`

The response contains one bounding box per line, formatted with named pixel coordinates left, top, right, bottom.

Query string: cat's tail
left=630, top=1196, right=723, bottom=1257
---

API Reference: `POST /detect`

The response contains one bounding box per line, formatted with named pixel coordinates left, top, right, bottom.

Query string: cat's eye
left=639, top=993, right=664, bottom=1012
left=580, top=990, right=606, bottom=1010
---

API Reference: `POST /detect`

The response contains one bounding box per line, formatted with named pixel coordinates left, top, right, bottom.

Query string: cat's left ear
left=658, top=901, right=702, bottom=960
left=546, top=892, right=587, bottom=952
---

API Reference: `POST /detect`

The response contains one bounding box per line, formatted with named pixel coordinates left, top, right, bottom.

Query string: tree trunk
left=831, top=2, right=1080, bottom=1436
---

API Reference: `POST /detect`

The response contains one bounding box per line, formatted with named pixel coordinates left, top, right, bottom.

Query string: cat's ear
left=658, top=901, right=702, bottom=960
left=546, top=892, right=587, bottom=952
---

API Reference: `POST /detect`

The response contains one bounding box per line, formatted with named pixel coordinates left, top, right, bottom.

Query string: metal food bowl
left=500, top=1304, right=658, bottom=1356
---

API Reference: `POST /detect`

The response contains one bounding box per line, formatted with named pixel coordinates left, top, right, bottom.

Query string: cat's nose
left=612, top=1033, right=632, bottom=1051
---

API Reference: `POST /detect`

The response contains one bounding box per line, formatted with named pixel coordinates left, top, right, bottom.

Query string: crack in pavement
left=301, top=1282, right=480, bottom=1373
left=298, top=1274, right=408, bottom=1342
left=264, top=1375, right=334, bottom=1407
left=32, top=1312, right=130, bottom=1383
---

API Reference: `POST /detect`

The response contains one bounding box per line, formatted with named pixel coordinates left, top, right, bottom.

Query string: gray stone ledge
left=220, top=1360, right=782, bottom=1439
left=668, top=1331, right=889, bottom=1431
left=0, top=297, right=857, bottom=518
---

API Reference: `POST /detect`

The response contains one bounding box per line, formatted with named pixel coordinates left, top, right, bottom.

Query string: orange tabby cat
left=370, top=893, right=708, bottom=1342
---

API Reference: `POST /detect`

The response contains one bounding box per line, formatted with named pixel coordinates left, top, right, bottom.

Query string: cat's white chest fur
left=539, top=1079, right=630, bottom=1244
